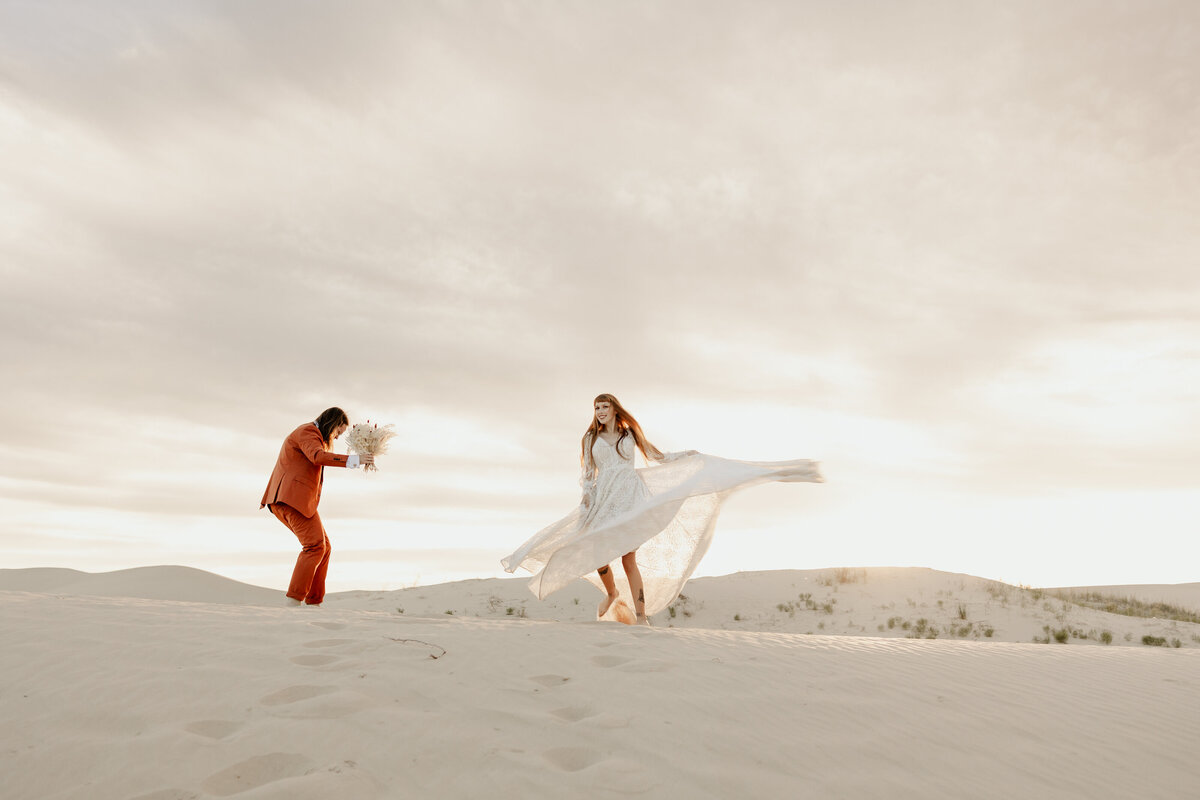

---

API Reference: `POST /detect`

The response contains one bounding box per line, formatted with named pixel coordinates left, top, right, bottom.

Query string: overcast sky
left=2, top=1, right=1197, bottom=592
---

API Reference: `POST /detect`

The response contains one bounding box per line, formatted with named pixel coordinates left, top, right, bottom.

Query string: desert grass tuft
left=1051, top=591, right=1200, bottom=624
left=832, top=567, right=866, bottom=585
left=906, top=618, right=937, bottom=639
left=1033, top=625, right=1073, bottom=644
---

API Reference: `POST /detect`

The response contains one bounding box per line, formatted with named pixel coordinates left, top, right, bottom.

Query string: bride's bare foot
left=635, top=614, right=650, bottom=626
left=597, top=593, right=619, bottom=619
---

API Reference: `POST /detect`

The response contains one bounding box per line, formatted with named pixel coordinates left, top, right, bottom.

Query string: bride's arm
left=643, top=438, right=698, bottom=464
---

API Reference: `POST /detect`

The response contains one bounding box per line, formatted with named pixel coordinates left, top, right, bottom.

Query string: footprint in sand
left=289, top=654, right=341, bottom=667
left=529, top=674, right=570, bottom=688
left=183, top=720, right=241, bottom=740
left=549, top=705, right=598, bottom=722
left=302, top=638, right=355, bottom=649
left=543, top=747, right=604, bottom=772
left=260, top=685, right=374, bottom=719
left=591, top=654, right=632, bottom=668
left=309, top=621, right=345, bottom=630
left=200, top=753, right=311, bottom=796
left=260, top=685, right=336, bottom=706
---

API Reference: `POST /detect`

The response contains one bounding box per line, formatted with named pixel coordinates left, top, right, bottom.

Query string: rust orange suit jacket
left=261, top=423, right=352, bottom=518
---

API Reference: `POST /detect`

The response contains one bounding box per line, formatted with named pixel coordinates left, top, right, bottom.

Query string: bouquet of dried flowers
left=343, top=420, right=396, bottom=472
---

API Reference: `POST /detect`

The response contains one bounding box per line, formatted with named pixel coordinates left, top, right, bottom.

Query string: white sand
left=3, top=566, right=1198, bottom=799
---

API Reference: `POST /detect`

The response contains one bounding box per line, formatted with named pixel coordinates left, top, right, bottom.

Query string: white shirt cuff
left=347, top=454, right=361, bottom=469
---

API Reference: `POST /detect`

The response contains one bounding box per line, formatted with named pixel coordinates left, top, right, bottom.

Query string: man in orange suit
left=261, top=407, right=374, bottom=605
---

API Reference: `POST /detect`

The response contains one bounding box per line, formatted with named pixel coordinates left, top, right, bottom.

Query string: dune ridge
left=5, top=565, right=1199, bottom=648
left=0, top=565, right=281, bottom=605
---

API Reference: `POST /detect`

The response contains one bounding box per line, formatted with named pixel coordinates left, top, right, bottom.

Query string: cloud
left=1, top=1, right=1197, bottom=584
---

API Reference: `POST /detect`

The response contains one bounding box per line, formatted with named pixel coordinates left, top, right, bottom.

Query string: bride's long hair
left=581, top=393, right=664, bottom=467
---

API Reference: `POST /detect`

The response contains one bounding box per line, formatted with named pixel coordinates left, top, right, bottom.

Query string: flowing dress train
left=501, top=433, right=822, bottom=618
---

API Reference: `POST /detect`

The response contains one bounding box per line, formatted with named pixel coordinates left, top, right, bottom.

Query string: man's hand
left=361, top=454, right=375, bottom=467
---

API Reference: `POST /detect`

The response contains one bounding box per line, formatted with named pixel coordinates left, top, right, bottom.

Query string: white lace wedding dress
left=501, top=433, right=823, bottom=619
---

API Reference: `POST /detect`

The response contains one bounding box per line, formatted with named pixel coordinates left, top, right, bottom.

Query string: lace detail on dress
left=579, top=434, right=648, bottom=531
left=579, top=433, right=598, bottom=509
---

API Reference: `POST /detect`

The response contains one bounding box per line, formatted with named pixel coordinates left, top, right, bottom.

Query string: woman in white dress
left=502, top=393, right=823, bottom=625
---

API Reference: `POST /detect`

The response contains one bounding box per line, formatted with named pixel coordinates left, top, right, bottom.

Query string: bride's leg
left=621, top=551, right=648, bottom=624
left=596, top=564, right=619, bottom=618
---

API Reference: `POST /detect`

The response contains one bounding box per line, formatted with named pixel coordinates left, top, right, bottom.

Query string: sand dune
left=0, top=565, right=281, bottom=606
left=333, top=567, right=1200, bottom=649
left=3, top=565, right=1199, bottom=798
left=5, top=565, right=1198, bottom=646
left=1049, top=581, right=1200, bottom=610
left=3, top=584, right=1197, bottom=799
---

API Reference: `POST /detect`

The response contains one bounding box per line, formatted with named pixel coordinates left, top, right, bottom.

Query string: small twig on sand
left=386, top=637, right=447, bottom=659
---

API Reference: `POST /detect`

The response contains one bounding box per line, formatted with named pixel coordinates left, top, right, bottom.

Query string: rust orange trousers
left=269, top=502, right=331, bottom=605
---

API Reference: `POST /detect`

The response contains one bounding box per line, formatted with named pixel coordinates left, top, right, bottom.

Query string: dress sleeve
left=579, top=434, right=598, bottom=507
left=648, top=448, right=700, bottom=464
